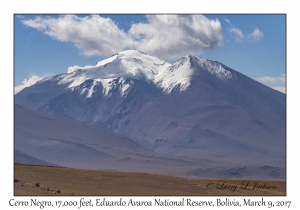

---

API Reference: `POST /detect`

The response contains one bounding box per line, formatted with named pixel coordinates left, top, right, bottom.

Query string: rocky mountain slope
left=14, top=104, right=286, bottom=179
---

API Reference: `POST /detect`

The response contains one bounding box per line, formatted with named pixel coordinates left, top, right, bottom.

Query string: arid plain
left=14, top=163, right=285, bottom=196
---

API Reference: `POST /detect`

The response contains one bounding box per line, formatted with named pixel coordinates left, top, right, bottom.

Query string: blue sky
left=14, top=14, right=286, bottom=93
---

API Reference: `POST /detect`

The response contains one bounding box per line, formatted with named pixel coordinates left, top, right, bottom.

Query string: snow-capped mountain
left=23, top=50, right=235, bottom=102
left=15, top=50, right=286, bottom=168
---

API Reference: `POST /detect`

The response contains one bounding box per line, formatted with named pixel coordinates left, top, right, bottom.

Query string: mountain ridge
left=14, top=103, right=286, bottom=179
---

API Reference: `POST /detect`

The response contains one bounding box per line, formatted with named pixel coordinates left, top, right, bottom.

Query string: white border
left=2, top=0, right=298, bottom=209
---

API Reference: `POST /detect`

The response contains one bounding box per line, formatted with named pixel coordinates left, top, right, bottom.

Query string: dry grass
left=14, top=163, right=285, bottom=196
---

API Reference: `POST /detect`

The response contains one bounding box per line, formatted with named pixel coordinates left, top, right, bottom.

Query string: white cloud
left=67, top=65, right=94, bottom=73
left=15, top=15, right=24, bottom=19
left=21, top=15, right=224, bottom=60
left=228, top=27, right=244, bottom=41
left=129, top=15, right=224, bottom=60
left=256, top=74, right=285, bottom=83
left=224, top=18, right=231, bottom=24
left=256, top=74, right=285, bottom=94
left=14, top=74, right=44, bottom=94
left=225, top=19, right=263, bottom=42
left=250, top=27, right=263, bottom=41
left=22, top=15, right=134, bottom=57
left=272, top=86, right=286, bottom=93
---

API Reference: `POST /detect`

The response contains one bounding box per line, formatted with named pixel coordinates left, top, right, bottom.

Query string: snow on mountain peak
left=58, top=50, right=235, bottom=95
left=186, top=55, right=233, bottom=81
left=61, top=50, right=170, bottom=88
left=153, top=55, right=234, bottom=93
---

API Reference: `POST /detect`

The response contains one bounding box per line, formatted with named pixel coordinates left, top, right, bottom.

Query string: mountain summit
left=44, top=50, right=235, bottom=96
left=15, top=50, right=286, bottom=168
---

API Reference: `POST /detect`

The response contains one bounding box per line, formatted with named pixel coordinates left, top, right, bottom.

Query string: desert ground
left=14, top=163, right=286, bottom=196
